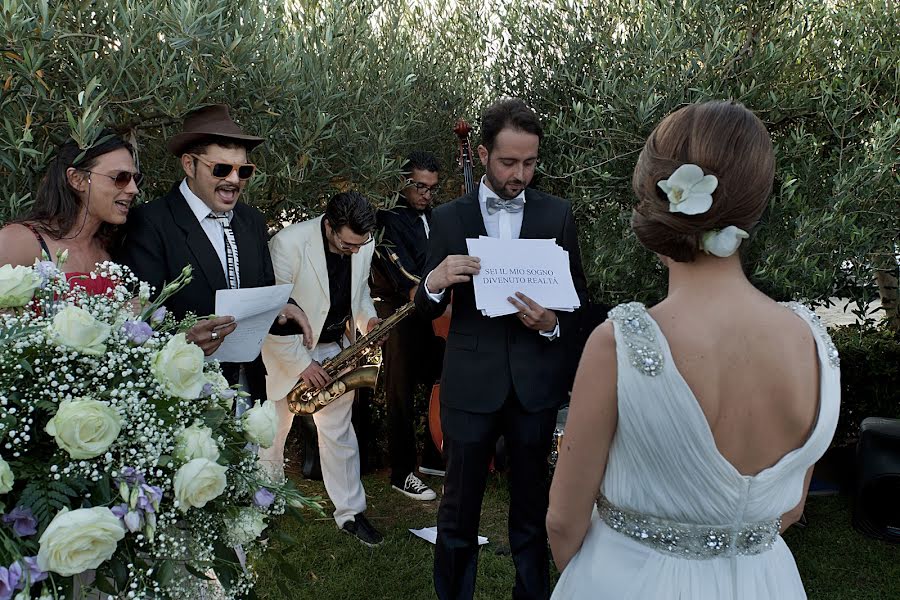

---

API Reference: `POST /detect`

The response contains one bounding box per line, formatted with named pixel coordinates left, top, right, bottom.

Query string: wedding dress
left=551, top=302, right=840, bottom=600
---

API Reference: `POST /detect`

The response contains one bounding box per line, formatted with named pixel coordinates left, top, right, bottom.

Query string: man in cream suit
left=260, top=191, right=384, bottom=546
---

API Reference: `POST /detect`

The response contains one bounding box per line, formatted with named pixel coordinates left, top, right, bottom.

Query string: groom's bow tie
left=485, top=196, right=525, bottom=215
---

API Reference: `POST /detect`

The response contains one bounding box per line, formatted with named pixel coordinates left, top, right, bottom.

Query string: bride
left=547, top=101, right=839, bottom=599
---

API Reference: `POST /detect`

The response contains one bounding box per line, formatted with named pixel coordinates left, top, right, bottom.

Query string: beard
left=484, top=169, right=526, bottom=200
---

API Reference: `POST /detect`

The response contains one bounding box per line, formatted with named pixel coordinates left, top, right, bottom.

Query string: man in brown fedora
left=118, top=104, right=312, bottom=403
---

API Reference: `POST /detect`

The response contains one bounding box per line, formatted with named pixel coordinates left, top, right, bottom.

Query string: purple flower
left=122, top=320, right=153, bottom=345
left=150, top=306, right=167, bottom=326
left=8, top=557, right=46, bottom=590
left=118, top=467, right=145, bottom=486
left=137, top=484, right=163, bottom=513
left=123, top=510, right=143, bottom=533
left=1, top=506, right=37, bottom=537
left=253, top=488, right=276, bottom=508
left=34, top=261, right=59, bottom=289
left=110, top=503, right=129, bottom=519
left=200, top=382, right=214, bottom=398
left=219, top=388, right=238, bottom=400
left=0, top=566, right=19, bottom=600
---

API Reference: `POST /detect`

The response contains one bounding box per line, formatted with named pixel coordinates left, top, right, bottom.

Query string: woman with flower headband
left=0, top=130, right=140, bottom=294
left=547, top=101, right=840, bottom=599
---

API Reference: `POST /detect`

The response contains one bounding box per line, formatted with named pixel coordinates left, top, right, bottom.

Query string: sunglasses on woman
left=189, top=154, right=257, bottom=180
left=82, top=170, right=144, bottom=189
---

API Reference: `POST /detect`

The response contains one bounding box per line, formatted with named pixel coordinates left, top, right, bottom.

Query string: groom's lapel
left=457, top=191, right=487, bottom=239
left=518, top=189, right=544, bottom=240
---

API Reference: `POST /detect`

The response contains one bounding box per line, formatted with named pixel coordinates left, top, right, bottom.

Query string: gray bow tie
left=486, top=196, right=525, bottom=215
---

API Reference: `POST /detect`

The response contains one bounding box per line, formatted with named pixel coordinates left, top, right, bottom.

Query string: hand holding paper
left=186, top=315, right=237, bottom=356
left=508, top=291, right=558, bottom=332
left=207, top=284, right=294, bottom=363
left=427, top=255, right=481, bottom=293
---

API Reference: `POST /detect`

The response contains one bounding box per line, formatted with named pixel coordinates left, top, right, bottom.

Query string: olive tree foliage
left=0, top=0, right=486, bottom=224
left=485, top=0, right=898, bottom=327
left=1, top=0, right=897, bottom=326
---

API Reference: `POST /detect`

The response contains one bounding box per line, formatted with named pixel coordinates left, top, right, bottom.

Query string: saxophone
left=286, top=302, right=416, bottom=414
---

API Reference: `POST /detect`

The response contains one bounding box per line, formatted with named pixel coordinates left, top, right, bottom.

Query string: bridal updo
left=631, top=101, right=775, bottom=262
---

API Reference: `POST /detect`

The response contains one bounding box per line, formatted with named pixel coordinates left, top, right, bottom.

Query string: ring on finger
left=211, top=331, right=219, bottom=341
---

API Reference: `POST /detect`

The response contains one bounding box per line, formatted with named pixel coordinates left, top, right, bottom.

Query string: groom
left=415, top=98, right=587, bottom=599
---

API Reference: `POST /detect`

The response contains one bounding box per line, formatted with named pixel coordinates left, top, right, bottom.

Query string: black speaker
left=853, top=417, right=900, bottom=542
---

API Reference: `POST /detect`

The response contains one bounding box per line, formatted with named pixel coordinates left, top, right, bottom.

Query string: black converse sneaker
left=392, top=472, right=437, bottom=501
left=341, top=513, right=384, bottom=547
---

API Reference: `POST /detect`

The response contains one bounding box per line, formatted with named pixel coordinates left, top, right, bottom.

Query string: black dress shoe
left=341, top=513, right=384, bottom=547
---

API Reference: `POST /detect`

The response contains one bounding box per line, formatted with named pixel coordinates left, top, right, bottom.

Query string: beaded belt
left=597, top=497, right=781, bottom=560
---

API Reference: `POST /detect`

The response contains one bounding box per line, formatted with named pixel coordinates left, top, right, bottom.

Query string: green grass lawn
left=255, top=471, right=899, bottom=600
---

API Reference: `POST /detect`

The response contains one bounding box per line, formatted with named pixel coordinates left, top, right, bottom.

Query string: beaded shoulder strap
left=783, top=302, right=840, bottom=368
left=608, top=302, right=664, bottom=377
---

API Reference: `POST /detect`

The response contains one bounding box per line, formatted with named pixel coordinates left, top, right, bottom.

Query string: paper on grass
left=409, top=526, right=488, bottom=546
left=208, top=284, right=293, bottom=363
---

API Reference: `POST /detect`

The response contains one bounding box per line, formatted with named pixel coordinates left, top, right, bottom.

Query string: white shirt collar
left=179, top=178, right=232, bottom=222
left=477, top=175, right=526, bottom=207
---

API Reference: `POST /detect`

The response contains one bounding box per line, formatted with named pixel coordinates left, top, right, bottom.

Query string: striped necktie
left=208, top=212, right=240, bottom=289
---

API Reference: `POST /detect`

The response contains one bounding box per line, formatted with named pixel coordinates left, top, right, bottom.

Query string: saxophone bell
left=285, top=303, right=416, bottom=414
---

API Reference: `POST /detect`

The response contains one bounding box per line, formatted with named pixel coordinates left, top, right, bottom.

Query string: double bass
left=428, top=119, right=477, bottom=456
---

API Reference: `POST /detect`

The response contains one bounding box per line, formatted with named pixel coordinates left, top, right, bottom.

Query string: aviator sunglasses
left=190, top=154, right=257, bottom=180
left=81, top=169, right=144, bottom=189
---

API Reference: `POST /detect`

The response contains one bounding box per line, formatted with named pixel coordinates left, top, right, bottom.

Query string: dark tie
left=485, top=196, right=525, bottom=215
left=208, top=212, right=240, bottom=289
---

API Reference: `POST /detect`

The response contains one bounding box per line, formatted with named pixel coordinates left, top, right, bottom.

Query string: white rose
left=152, top=333, right=206, bottom=399
left=45, top=398, right=122, bottom=460
left=174, top=423, right=220, bottom=463
left=51, top=306, right=112, bottom=356
left=0, top=455, right=13, bottom=493
left=226, top=508, right=268, bottom=545
left=242, top=400, right=278, bottom=449
left=173, top=458, right=227, bottom=511
left=0, top=264, right=40, bottom=308
left=37, top=507, right=125, bottom=576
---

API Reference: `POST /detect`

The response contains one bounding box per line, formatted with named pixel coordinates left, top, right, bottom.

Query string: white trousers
left=258, top=342, right=366, bottom=527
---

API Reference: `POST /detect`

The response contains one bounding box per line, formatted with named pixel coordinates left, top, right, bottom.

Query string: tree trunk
left=874, top=257, right=899, bottom=333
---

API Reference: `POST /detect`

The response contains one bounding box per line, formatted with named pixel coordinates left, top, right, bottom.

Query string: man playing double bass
left=371, top=151, right=446, bottom=502
left=415, top=98, right=588, bottom=600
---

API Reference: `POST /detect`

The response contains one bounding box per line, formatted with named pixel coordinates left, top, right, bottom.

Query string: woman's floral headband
left=657, top=164, right=748, bottom=257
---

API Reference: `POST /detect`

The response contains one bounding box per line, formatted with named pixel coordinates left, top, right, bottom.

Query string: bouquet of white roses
left=0, top=258, right=319, bottom=599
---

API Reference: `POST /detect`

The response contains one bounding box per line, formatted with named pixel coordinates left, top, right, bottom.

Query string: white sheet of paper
left=409, top=526, right=488, bottom=546
left=466, top=238, right=581, bottom=318
left=208, top=284, right=294, bottom=363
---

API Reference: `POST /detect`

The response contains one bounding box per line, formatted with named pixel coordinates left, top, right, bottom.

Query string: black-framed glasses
left=406, top=180, right=441, bottom=195
left=83, top=170, right=143, bottom=189
left=333, top=229, right=374, bottom=251
left=190, top=154, right=257, bottom=180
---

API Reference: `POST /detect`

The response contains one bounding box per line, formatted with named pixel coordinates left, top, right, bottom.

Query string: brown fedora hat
left=166, top=104, right=264, bottom=156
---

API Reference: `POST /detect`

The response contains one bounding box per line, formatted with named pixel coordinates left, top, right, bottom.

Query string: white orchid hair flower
left=657, top=164, right=718, bottom=215
left=701, top=226, right=749, bottom=257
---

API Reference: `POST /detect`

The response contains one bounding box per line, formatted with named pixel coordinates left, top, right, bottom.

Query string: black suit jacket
left=371, top=202, right=430, bottom=307
left=115, top=183, right=278, bottom=398
left=414, top=188, right=588, bottom=414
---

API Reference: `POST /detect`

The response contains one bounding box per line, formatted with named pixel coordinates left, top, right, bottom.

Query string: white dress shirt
left=424, top=177, right=559, bottom=338
left=180, top=178, right=235, bottom=282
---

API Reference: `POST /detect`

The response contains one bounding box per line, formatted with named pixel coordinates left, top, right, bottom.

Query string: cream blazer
left=261, top=215, right=377, bottom=401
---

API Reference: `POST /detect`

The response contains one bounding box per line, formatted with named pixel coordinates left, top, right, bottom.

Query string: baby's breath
left=0, top=262, right=317, bottom=599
